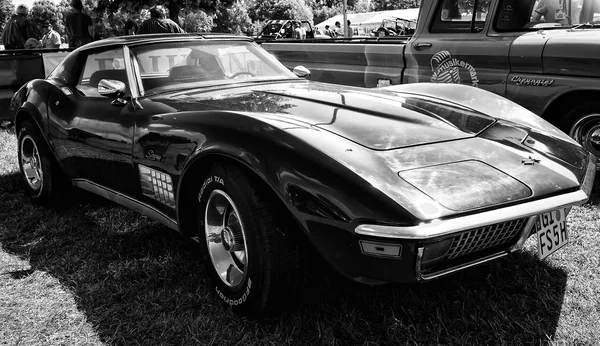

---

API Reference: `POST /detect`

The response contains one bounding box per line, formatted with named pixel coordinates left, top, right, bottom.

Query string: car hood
left=510, top=29, right=600, bottom=76
left=148, top=81, right=592, bottom=219
left=152, top=81, right=494, bottom=150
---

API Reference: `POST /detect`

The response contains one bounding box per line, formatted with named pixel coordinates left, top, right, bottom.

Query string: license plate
left=536, top=209, right=568, bottom=259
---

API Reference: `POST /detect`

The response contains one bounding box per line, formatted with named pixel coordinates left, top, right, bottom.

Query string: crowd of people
left=0, top=1, right=184, bottom=50
left=316, top=20, right=353, bottom=38
left=1, top=0, right=365, bottom=51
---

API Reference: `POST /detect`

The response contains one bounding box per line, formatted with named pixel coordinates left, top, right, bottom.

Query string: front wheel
left=560, top=103, right=600, bottom=160
left=197, top=164, right=299, bottom=315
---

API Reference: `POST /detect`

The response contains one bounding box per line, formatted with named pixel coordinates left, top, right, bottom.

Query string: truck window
left=430, top=0, right=492, bottom=33
left=494, top=0, right=537, bottom=30
left=495, top=0, right=589, bottom=31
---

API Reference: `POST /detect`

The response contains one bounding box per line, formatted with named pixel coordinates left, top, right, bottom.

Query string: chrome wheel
left=20, top=134, right=43, bottom=191
left=569, top=113, right=600, bottom=159
left=204, top=189, right=248, bottom=289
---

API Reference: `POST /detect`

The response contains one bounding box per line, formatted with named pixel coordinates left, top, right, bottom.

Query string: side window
left=431, top=0, right=492, bottom=33
left=76, top=47, right=127, bottom=97
left=48, top=53, right=79, bottom=84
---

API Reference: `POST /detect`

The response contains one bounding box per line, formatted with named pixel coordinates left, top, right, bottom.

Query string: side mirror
left=293, top=65, right=311, bottom=78
left=98, top=79, right=126, bottom=99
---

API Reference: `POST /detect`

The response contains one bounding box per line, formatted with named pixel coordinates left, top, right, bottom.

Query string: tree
left=252, top=0, right=313, bottom=22
left=96, top=0, right=236, bottom=25
left=181, top=11, right=215, bottom=33
left=371, top=0, right=419, bottom=11
left=0, top=0, right=15, bottom=32
left=213, top=0, right=252, bottom=35
left=30, top=0, right=66, bottom=36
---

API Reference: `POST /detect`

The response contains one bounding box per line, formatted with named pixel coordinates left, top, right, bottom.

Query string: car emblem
left=521, top=156, right=541, bottom=166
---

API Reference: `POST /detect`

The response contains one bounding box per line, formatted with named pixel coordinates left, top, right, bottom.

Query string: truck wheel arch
left=543, top=90, right=600, bottom=158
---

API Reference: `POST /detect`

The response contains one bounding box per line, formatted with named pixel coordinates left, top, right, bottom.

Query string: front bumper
left=313, top=154, right=596, bottom=284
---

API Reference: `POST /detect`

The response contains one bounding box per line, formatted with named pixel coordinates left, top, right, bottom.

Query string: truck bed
left=261, top=37, right=409, bottom=88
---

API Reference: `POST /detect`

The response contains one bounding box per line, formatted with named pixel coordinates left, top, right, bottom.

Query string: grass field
left=1, top=128, right=599, bottom=345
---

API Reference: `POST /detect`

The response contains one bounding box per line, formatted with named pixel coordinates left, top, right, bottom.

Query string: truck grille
left=445, top=218, right=529, bottom=260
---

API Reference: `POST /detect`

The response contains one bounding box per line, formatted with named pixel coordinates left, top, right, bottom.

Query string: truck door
left=404, top=0, right=511, bottom=97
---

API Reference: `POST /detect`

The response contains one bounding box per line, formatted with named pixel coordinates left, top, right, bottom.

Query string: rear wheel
left=197, top=163, right=300, bottom=315
left=560, top=102, right=600, bottom=160
left=17, top=121, right=65, bottom=203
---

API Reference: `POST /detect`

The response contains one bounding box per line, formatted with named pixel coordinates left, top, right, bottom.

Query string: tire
left=17, top=121, right=65, bottom=203
left=377, top=28, right=387, bottom=37
left=559, top=102, right=600, bottom=160
left=197, top=163, right=300, bottom=315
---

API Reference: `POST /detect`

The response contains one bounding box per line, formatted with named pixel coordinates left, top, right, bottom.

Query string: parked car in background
left=255, top=20, right=314, bottom=41
left=372, top=17, right=417, bottom=37
left=10, top=34, right=596, bottom=315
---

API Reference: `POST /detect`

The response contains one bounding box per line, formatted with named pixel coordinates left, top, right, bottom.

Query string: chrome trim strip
left=72, top=179, right=178, bottom=231
left=355, top=189, right=589, bottom=240
left=416, top=250, right=509, bottom=281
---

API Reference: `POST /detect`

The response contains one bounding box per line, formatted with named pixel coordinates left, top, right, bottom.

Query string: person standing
left=333, top=21, right=342, bottom=37
left=40, top=22, right=61, bottom=49
left=124, top=20, right=139, bottom=36
left=0, top=4, right=39, bottom=50
left=346, top=20, right=353, bottom=38
left=65, top=0, right=94, bottom=48
left=324, top=24, right=334, bottom=38
left=137, top=6, right=184, bottom=34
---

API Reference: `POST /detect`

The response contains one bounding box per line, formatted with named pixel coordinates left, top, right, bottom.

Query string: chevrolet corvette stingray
left=10, top=34, right=596, bottom=314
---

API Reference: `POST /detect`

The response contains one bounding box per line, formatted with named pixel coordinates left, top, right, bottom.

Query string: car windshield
left=129, top=40, right=297, bottom=95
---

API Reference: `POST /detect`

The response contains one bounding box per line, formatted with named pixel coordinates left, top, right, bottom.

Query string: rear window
left=430, top=0, right=492, bottom=33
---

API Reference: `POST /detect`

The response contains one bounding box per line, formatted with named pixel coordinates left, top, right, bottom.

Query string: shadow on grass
left=0, top=171, right=576, bottom=345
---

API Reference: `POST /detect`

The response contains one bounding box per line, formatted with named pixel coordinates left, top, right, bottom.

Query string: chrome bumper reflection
left=355, top=189, right=588, bottom=240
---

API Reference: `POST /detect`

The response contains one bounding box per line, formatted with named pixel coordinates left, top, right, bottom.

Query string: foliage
left=181, top=11, right=215, bottom=33
left=352, top=0, right=373, bottom=13
left=251, top=0, right=313, bottom=23
left=370, top=0, right=420, bottom=11
left=30, top=0, right=66, bottom=36
left=311, top=4, right=342, bottom=25
left=0, top=0, right=15, bottom=32
left=96, top=0, right=235, bottom=25
left=213, top=0, right=252, bottom=35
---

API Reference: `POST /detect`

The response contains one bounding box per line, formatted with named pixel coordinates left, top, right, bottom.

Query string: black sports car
left=10, top=34, right=596, bottom=314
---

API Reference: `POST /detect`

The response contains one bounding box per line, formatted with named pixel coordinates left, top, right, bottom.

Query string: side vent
left=139, top=165, right=176, bottom=208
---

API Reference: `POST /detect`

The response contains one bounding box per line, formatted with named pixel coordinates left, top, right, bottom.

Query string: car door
left=47, top=46, right=136, bottom=191
left=404, top=0, right=511, bottom=97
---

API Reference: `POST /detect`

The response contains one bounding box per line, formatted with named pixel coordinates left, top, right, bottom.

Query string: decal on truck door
left=430, top=51, right=479, bottom=87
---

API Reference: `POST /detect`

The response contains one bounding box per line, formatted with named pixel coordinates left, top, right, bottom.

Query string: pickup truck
left=261, top=0, right=600, bottom=161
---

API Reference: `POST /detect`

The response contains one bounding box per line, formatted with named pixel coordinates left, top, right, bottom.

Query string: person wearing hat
left=40, top=22, right=61, bottom=49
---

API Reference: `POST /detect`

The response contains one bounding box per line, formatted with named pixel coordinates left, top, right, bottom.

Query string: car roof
left=80, top=33, right=253, bottom=51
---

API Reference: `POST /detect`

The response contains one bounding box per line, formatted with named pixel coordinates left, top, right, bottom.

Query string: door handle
left=413, top=42, right=432, bottom=49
